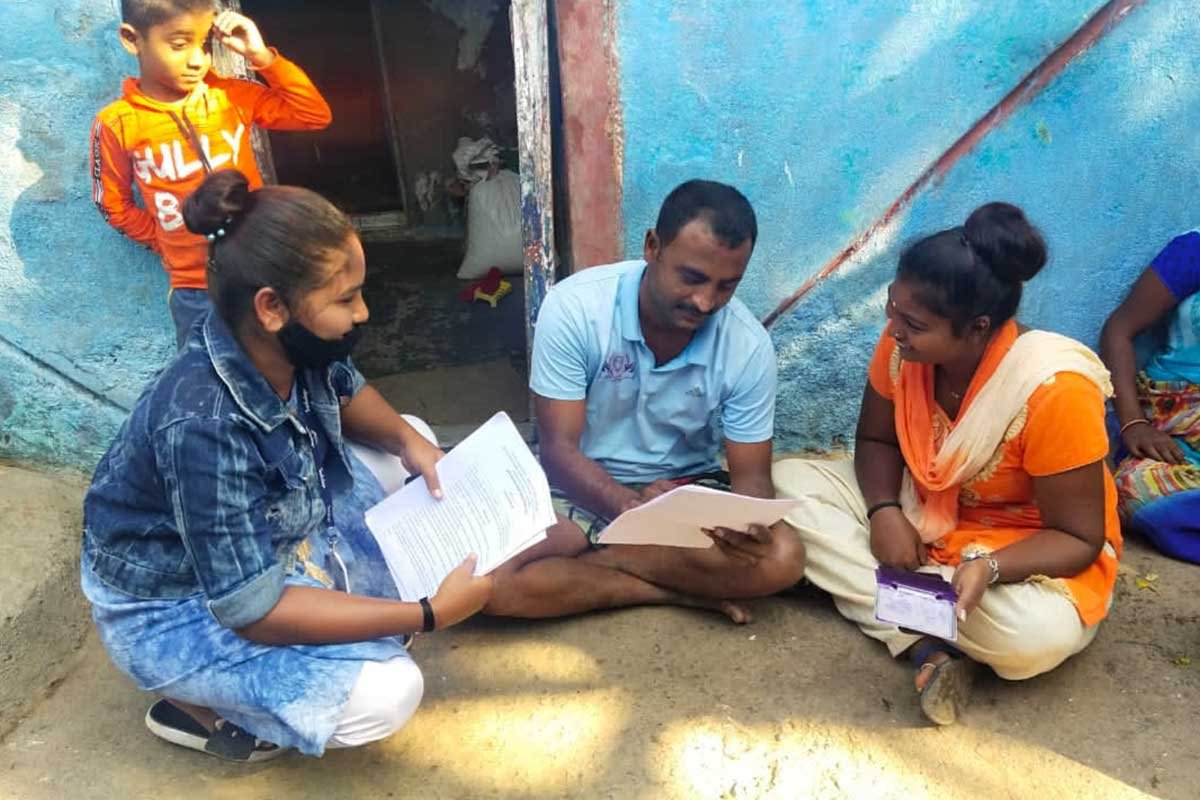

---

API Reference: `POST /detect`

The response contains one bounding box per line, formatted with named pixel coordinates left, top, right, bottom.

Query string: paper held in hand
left=596, top=484, right=802, bottom=548
left=364, top=412, right=555, bottom=601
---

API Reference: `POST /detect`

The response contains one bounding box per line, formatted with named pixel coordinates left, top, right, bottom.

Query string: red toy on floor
left=458, top=266, right=512, bottom=307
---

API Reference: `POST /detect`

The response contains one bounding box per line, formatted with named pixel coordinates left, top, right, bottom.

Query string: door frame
left=509, top=0, right=558, bottom=368
left=224, top=0, right=558, bottom=417
left=213, top=0, right=276, bottom=184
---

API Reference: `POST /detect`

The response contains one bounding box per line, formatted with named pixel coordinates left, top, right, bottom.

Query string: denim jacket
left=83, top=311, right=366, bottom=629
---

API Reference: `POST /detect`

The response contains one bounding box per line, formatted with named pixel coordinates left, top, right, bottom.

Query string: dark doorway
left=241, top=0, right=529, bottom=434
left=242, top=0, right=402, bottom=213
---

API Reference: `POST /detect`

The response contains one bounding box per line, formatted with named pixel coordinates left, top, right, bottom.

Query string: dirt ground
left=1, top=534, right=1195, bottom=800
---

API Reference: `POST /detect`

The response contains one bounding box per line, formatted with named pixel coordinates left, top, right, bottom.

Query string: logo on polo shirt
left=600, top=352, right=636, bottom=382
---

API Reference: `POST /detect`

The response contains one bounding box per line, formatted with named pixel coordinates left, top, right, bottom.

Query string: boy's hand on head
left=212, top=10, right=275, bottom=70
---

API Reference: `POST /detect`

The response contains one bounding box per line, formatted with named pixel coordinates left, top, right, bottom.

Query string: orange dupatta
left=891, top=320, right=1112, bottom=542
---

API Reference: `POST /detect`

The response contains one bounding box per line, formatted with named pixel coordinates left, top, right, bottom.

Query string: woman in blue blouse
left=1101, top=230, right=1200, bottom=562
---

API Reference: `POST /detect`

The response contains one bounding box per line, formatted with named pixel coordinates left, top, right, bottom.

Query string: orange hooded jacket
left=90, top=51, right=331, bottom=290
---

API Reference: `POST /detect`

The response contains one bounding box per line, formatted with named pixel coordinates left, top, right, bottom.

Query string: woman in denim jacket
left=82, top=169, right=493, bottom=760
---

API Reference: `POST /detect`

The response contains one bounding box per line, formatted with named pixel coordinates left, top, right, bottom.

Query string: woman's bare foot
left=914, top=648, right=952, bottom=691
left=909, top=637, right=973, bottom=725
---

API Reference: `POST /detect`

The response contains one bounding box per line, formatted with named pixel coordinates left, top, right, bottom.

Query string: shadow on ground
left=3, top=537, right=1196, bottom=799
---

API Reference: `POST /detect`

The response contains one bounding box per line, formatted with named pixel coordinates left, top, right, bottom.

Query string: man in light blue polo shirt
left=483, top=180, right=805, bottom=624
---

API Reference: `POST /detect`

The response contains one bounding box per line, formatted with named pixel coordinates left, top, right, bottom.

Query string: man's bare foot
left=677, top=596, right=752, bottom=624
left=718, top=600, right=752, bottom=624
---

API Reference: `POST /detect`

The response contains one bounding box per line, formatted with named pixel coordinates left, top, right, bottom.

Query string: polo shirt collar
left=682, top=307, right=720, bottom=366
left=617, top=262, right=647, bottom=344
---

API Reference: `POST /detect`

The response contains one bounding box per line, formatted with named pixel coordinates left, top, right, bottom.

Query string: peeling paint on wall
left=2, top=0, right=173, bottom=469
left=556, top=0, right=625, bottom=270
left=763, top=0, right=1145, bottom=328
left=614, top=0, right=1200, bottom=453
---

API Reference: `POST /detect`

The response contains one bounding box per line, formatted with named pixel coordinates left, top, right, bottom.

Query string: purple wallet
left=874, top=566, right=959, bottom=641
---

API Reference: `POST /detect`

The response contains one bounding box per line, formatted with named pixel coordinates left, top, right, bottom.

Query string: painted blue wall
left=614, top=0, right=1200, bottom=452
left=1, top=0, right=173, bottom=468
left=4, top=0, right=1198, bottom=468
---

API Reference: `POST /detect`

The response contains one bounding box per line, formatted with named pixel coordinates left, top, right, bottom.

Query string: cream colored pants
left=773, top=458, right=1100, bottom=680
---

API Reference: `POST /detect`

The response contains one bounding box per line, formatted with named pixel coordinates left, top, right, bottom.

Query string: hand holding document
left=365, top=412, right=555, bottom=601
left=596, top=484, right=801, bottom=548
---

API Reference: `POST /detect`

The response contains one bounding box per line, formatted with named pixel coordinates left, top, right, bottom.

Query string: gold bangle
left=1119, top=418, right=1150, bottom=435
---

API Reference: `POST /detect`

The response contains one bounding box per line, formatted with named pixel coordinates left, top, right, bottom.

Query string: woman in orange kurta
left=775, top=202, right=1120, bottom=726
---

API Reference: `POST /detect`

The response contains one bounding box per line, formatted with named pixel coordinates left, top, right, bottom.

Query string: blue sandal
left=911, top=640, right=974, bottom=726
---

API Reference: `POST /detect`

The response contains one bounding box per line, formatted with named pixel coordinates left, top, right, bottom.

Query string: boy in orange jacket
left=90, top=1, right=332, bottom=347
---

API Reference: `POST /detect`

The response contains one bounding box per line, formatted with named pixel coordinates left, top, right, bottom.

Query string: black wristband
left=866, top=500, right=902, bottom=520
left=419, top=597, right=436, bottom=632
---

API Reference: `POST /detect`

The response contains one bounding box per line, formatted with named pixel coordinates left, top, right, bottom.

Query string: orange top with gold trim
left=867, top=322, right=1122, bottom=626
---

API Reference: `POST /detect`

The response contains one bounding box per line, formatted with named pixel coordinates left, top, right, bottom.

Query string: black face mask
left=277, top=319, right=363, bottom=369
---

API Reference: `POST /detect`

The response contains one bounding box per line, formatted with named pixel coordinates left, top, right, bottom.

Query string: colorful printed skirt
left=1113, top=375, right=1200, bottom=563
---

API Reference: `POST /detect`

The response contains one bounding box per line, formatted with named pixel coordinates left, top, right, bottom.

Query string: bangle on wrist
left=1119, top=418, right=1150, bottom=436
left=866, top=500, right=902, bottom=520
left=961, top=552, right=1000, bottom=585
left=419, top=597, right=436, bottom=632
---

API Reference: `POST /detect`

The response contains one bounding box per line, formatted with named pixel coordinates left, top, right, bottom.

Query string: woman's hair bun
left=963, top=201, right=1047, bottom=284
left=183, top=169, right=251, bottom=237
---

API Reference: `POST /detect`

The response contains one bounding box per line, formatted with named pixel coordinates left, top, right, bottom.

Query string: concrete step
left=0, top=462, right=90, bottom=738
left=368, top=359, right=531, bottom=434
left=432, top=420, right=535, bottom=450
left=2, top=539, right=1195, bottom=798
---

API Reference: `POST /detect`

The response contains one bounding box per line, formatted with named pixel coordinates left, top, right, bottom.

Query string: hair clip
left=206, top=216, right=236, bottom=242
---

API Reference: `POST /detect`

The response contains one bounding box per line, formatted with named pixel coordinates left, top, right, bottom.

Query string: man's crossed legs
left=484, top=479, right=806, bottom=623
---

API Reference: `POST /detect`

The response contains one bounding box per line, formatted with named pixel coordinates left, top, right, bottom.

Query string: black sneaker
left=144, top=699, right=287, bottom=762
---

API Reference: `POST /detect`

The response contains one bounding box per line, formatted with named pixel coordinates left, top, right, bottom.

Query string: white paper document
left=364, top=412, right=555, bottom=600
left=596, top=484, right=801, bottom=548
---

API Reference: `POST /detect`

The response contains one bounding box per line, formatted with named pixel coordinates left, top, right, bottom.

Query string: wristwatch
left=961, top=552, right=1001, bottom=585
